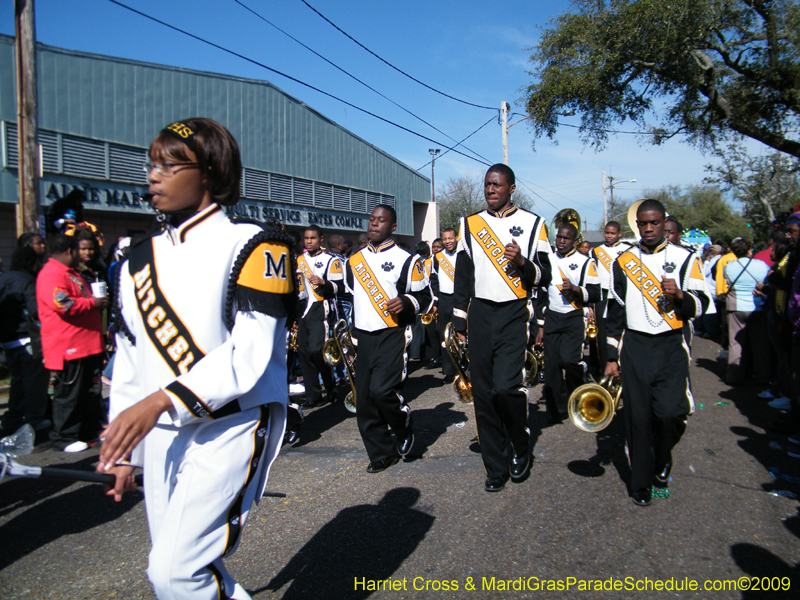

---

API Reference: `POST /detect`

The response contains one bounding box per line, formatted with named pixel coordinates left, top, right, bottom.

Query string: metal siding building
left=0, top=35, right=431, bottom=260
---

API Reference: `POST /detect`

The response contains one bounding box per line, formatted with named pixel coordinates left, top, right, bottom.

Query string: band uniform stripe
left=223, top=406, right=269, bottom=557
left=128, top=239, right=207, bottom=376
left=205, top=561, right=231, bottom=600
left=179, top=205, right=222, bottom=243
left=466, top=214, right=527, bottom=299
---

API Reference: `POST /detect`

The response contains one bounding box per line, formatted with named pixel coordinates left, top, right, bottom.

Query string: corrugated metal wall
left=0, top=36, right=431, bottom=235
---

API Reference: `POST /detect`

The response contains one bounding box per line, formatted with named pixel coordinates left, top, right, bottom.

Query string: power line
left=507, top=111, right=689, bottom=136
left=233, top=0, right=493, bottom=165
left=298, top=0, right=497, bottom=112
left=105, top=0, right=491, bottom=167
left=417, top=116, right=496, bottom=171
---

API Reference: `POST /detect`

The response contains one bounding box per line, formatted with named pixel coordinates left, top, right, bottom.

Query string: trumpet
left=420, top=308, right=438, bottom=325
left=288, top=329, right=299, bottom=351
left=444, top=322, right=472, bottom=403
left=568, top=374, right=622, bottom=432
left=322, top=320, right=357, bottom=413
left=586, top=315, right=598, bottom=339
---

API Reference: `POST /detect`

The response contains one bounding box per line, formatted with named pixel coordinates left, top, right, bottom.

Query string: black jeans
left=50, top=353, right=104, bottom=446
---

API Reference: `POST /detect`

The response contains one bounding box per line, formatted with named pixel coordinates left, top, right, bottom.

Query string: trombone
left=322, top=319, right=357, bottom=413
left=567, top=374, right=622, bottom=432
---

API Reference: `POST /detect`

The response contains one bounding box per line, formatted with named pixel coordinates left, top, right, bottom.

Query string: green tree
left=436, top=175, right=537, bottom=232
left=523, top=0, right=800, bottom=157
left=704, top=144, right=800, bottom=243
left=644, top=185, right=750, bottom=246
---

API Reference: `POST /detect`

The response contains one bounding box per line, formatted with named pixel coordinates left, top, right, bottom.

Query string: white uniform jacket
left=345, top=239, right=432, bottom=332
left=606, top=239, right=710, bottom=359
left=543, top=247, right=601, bottom=315
left=296, top=249, right=343, bottom=318
left=110, top=204, right=294, bottom=480
left=432, top=249, right=458, bottom=299
left=591, top=241, right=632, bottom=291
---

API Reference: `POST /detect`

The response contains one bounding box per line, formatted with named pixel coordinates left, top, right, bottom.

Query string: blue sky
left=1, top=0, right=768, bottom=229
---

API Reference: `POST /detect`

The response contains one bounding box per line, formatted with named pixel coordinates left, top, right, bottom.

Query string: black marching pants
left=543, top=310, right=586, bottom=421
left=588, top=292, right=609, bottom=375
left=468, top=299, right=530, bottom=479
left=621, top=330, right=692, bottom=491
left=354, top=327, right=412, bottom=462
left=297, top=303, right=334, bottom=404
left=436, top=292, right=457, bottom=376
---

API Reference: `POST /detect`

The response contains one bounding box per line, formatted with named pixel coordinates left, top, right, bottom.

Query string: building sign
left=224, top=200, right=366, bottom=231
left=38, top=177, right=367, bottom=231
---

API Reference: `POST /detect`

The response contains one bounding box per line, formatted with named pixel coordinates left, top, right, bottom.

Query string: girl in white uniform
left=98, top=118, right=295, bottom=600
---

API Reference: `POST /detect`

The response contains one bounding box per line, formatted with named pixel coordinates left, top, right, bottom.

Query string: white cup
left=90, top=281, right=107, bottom=299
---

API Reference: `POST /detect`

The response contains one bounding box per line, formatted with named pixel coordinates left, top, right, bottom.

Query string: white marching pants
left=143, top=406, right=271, bottom=600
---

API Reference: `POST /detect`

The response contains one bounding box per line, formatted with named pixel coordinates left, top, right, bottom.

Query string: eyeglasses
left=143, top=161, right=200, bottom=177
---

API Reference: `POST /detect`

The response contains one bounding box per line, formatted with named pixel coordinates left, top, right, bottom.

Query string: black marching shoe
left=396, top=416, right=414, bottom=457
left=510, top=450, right=531, bottom=481
left=283, top=429, right=299, bottom=445
left=484, top=474, right=509, bottom=493
left=366, top=455, right=400, bottom=473
left=631, top=488, right=652, bottom=507
left=397, top=431, right=414, bottom=457
left=654, top=462, right=672, bottom=486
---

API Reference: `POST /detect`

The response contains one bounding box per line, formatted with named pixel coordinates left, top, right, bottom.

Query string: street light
left=501, top=102, right=574, bottom=165
left=429, top=148, right=440, bottom=203
left=602, top=171, right=637, bottom=225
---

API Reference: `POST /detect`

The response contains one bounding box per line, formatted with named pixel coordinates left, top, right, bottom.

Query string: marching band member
left=453, top=164, right=552, bottom=492
left=590, top=221, right=632, bottom=375
left=99, top=118, right=295, bottom=599
left=431, top=229, right=459, bottom=382
left=606, top=199, right=710, bottom=507
left=540, top=223, right=601, bottom=424
left=345, top=205, right=431, bottom=473
left=295, top=226, right=343, bottom=409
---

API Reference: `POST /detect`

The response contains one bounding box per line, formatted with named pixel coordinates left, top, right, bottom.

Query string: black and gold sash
left=128, top=239, right=206, bottom=376
left=467, top=214, right=526, bottom=298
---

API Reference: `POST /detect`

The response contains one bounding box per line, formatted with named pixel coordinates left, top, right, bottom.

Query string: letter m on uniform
left=264, top=251, right=287, bottom=279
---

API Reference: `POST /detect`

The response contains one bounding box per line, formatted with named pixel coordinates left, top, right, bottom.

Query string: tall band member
left=296, top=226, right=343, bottom=408
left=540, top=224, right=601, bottom=423
left=99, top=119, right=295, bottom=599
left=606, top=199, right=709, bottom=507
left=345, top=205, right=431, bottom=473
left=453, top=164, right=552, bottom=492
left=590, top=221, right=632, bottom=374
left=431, top=228, right=459, bottom=381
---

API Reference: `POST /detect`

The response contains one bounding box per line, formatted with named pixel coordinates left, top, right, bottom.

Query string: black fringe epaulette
left=108, top=257, right=136, bottom=346
left=224, top=224, right=298, bottom=331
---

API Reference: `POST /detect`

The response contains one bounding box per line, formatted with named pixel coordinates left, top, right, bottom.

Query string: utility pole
left=602, top=169, right=608, bottom=226
left=501, top=101, right=509, bottom=165
left=15, top=0, right=40, bottom=237
left=429, top=148, right=440, bottom=203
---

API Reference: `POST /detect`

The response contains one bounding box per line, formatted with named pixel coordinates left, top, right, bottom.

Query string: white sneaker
left=63, top=440, right=89, bottom=453
left=768, top=396, right=792, bottom=411
left=717, top=350, right=728, bottom=361
left=288, top=383, right=305, bottom=395
left=758, top=390, right=776, bottom=399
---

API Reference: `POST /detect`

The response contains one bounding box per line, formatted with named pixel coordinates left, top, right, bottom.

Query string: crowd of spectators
left=0, top=216, right=132, bottom=453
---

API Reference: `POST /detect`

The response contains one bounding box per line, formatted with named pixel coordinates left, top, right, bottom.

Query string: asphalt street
left=1, top=335, right=798, bottom=599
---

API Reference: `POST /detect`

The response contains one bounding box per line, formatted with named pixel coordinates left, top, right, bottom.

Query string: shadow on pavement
left=403, top=401, right=467, bottom=460
left=258, top=487, right=434, bottom=599
left=0, top=454, right=141, bottom=570
left=567, top=407, right=631, bottom=489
